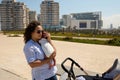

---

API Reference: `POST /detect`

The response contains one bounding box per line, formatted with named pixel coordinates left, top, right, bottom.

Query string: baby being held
left=39, top=31, right=56, bottom=69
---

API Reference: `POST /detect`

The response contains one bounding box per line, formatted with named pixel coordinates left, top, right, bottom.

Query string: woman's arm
left=29, top=58, right=51, bottom=68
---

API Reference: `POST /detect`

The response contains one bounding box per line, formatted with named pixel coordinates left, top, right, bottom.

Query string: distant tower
left=45, top=0, right=53, bottom=1
left=2, top=0, right=16, bottom=3
left=110, top=24, right=113, bottom=29
left=40, top=0, right=59, bottom=29
left=29, top=11, right=37, bottom=22
left=2, top=0, right=16, bottom=2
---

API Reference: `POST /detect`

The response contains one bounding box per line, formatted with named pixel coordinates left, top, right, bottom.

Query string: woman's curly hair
left=24, top=21, right=41, bottom=43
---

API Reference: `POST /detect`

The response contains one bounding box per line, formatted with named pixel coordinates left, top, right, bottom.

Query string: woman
left=23, top=21, right=57, bottom=80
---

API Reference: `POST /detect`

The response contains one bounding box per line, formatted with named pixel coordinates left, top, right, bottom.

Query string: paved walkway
left=0, top=34, right=120, bottom=80
left=0, top=68, right=26, bottom=80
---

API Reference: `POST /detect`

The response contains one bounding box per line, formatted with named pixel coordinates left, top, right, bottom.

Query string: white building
left=62, top=15, right=71, bottom=28
left=0, top=0, right=29, bottom=30
left=40, top=0, right=59, bottom=29
left=71, top=19, right=99, bottom=30
left=62, top=12, right=103, bottom=30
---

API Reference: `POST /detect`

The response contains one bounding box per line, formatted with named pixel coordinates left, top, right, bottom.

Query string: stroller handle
left=61, top=57, right=89, bottom=76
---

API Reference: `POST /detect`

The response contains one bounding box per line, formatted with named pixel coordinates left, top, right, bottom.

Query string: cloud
left=102, top=14, right=120, bottom=29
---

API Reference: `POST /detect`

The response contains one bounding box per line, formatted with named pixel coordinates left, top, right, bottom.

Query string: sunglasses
left=36, top=30, right=44, bottom=34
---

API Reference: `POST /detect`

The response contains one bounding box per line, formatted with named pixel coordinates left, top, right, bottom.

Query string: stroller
left=58, top=57, right=120, bottom=80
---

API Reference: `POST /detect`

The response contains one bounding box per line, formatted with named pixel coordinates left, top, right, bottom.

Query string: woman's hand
left=42, top=31, right=51, bottom=42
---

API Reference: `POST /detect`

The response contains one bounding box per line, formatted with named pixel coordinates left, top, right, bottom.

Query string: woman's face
left=31, top=25, right=43, bottom=41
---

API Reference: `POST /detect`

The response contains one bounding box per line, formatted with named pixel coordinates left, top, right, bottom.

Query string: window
left=79, top=22, right=87, bottom=28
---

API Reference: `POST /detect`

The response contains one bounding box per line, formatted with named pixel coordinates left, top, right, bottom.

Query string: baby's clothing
left=39, top=38, right=54, bottom=57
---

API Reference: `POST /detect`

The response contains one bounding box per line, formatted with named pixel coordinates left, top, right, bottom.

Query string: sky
left=1, top=0, right=120, bottom=29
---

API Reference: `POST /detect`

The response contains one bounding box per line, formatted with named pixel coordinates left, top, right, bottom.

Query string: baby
left=39, top=31, right=56, bottom=69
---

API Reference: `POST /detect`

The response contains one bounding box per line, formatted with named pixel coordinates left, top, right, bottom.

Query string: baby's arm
left=48, top=57, right=56, bottom=69
left=48, top=51, right=56, bottom=69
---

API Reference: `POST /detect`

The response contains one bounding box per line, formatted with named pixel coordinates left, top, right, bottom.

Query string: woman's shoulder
left=24, top=40, right=35, bottom=48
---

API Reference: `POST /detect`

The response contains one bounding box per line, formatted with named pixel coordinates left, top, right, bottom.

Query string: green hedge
left=107, top=38, right=120, bottom=46
left=52, top=36, right=120, bottom=46
left=52, top=36, right=106, bottom=45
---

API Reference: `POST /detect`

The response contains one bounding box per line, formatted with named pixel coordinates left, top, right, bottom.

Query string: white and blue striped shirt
left=23, top=39, right=57, bottom=80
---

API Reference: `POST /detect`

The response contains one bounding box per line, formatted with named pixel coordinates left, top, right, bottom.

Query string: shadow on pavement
left=0, top=68, right=27, bottom=80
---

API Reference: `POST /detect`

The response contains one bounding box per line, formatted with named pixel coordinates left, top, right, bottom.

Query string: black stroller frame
left=61, top=57, right=112, bottom=80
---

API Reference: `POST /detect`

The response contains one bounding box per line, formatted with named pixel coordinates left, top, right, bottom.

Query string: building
left=29, top=11, right=37, bottom=23
left=2, top=0, right=16, bottom=2
left=62, top=11, right=103, bottom=30
left=26, top=8, right=30, bottom=27
left=40, top=0, right=59, bottom=29
left=62, top=15, right=71, bottom=28
left=0, top=0, right=29, bottom=30
left=37, top=14, right=41, bottom=22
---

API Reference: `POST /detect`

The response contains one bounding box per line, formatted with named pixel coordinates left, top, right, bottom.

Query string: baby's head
left=42, top=31, right=47, bottom=39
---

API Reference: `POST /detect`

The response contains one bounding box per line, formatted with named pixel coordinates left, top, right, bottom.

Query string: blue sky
left=1, top=0, right=120, bottom=28
left=15, top=0, right=120, bottom=17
